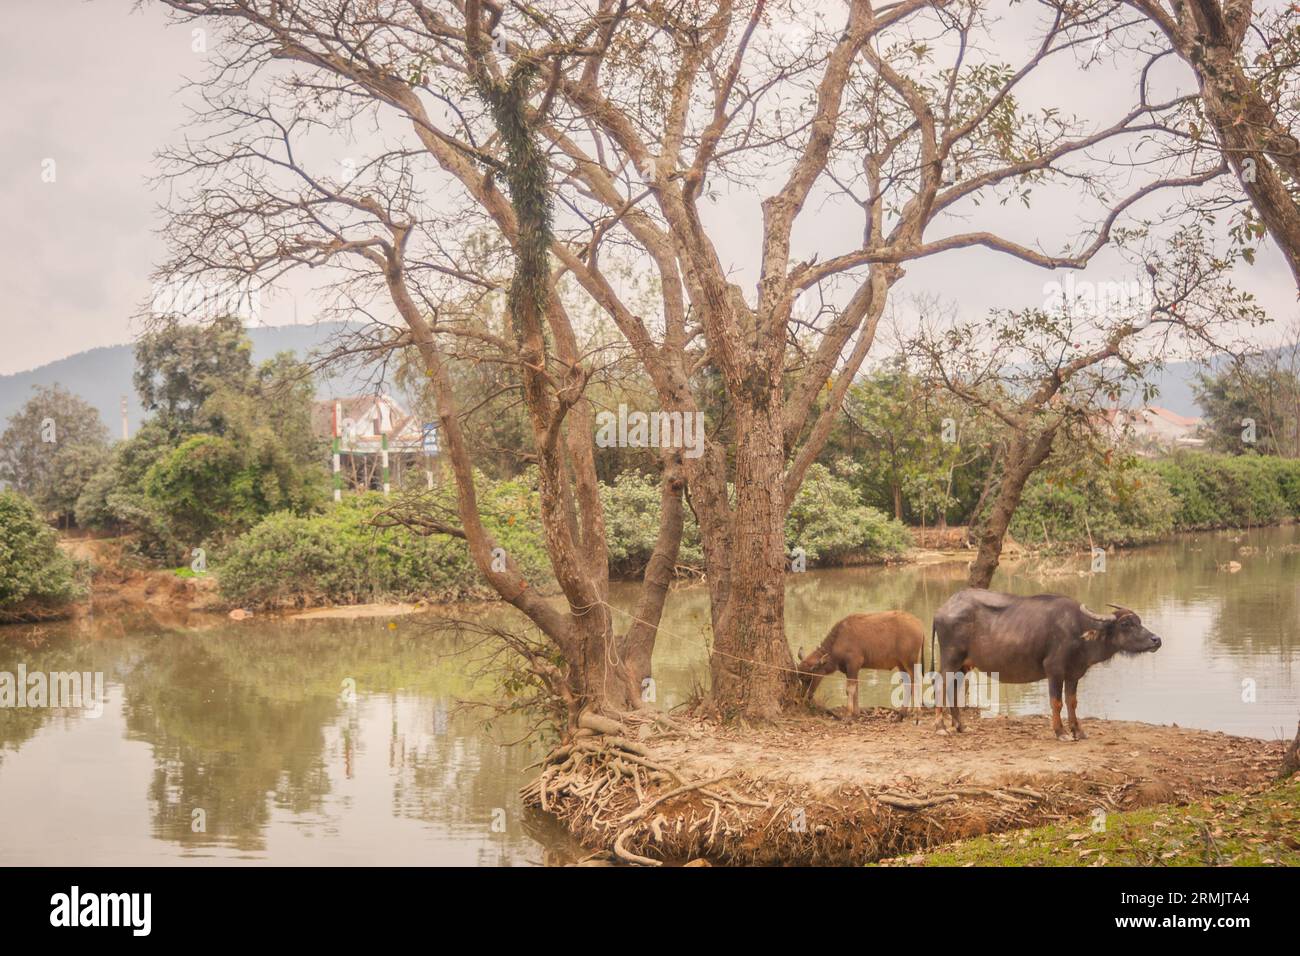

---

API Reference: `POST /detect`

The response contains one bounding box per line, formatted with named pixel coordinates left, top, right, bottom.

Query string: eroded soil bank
left=523, top=710, right=1284, bottom=866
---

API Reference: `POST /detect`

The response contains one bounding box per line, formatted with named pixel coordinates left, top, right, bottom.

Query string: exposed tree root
left=521, top=710, right=1282, bottom=866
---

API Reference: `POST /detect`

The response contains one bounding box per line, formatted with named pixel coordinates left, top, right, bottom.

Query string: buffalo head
left=1081, top=604, right=1162, bottom=654
left=794, top=645, right=836, bottom=697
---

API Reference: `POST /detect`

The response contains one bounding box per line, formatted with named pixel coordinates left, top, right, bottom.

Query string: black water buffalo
left=931, top=589, right=1161, bottom=740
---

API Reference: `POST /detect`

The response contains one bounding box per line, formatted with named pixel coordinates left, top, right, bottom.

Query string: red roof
left=1145, top=406, right=1202, bottom=428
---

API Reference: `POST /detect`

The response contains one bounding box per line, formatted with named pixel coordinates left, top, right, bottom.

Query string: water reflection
left=0, top=525, right=1296, bottom=864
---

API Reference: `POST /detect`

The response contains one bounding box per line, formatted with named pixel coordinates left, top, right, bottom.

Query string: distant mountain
left=0, top=322, right=373, bottom=436
left=1, top=324, right=1221, bottom=438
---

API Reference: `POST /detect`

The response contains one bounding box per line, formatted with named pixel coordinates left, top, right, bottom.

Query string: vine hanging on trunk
left=463, top=1, right=556, bottom=342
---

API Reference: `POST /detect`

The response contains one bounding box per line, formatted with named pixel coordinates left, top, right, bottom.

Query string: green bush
left=785, top=463, right=911, bottom=563
left=144, top=434, right=250, bottom=544
left=145, top=432, right=327, bottom=550
left=601, top=465, right=909, bottom=574
left=1011, top=462, right=1178, bottom=548
left=73, top=421, right=185, bottom=560
left=1265, top=456, right=1300, bottom=515
left=1152, top=453, right=1300, bottom=530
left=1012, top=453, right=1300, bottom=550
left=219, top=481, right=552, bottom=608
left=0, top=491, right=86, bottom=620
left=600, top=472, right=703, bottom=574
left=224, top=466, right=910, bottom=607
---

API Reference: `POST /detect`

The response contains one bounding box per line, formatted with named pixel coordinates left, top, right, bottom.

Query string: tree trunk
left=1282, top=718, right=1300, bottom=779
left=708, top=397, right=795, bottom=718
left=967, top=431, right=1055, bottom=589
left=573, top=623, right=638, bottom=716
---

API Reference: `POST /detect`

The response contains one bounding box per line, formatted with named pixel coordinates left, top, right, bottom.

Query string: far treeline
left=3, top=315, right=1300, bottom=626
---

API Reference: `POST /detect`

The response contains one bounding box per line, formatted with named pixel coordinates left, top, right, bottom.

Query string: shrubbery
left=784, top=463, right=911, bottom=563
left=1011, top=463, right=1178, bottom=549
left=70, top=331, right=329, bottom=561
left=1152, top=453, right=1300, bottom=530
left=224, top=465, right=910, bottom=607
left=0, top=491, right=86, bottom=621
left=600, top=471, right=703, bottom=574
left=219, top=480, right=553, bottom=608
left=1012, top=452, right=1300, bottom=549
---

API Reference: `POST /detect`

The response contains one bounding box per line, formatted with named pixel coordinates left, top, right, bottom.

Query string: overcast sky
left=1, top=0, right=1296, bottom=378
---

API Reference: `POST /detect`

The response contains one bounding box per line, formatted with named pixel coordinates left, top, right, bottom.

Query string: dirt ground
left=526, top=709, right=1284, bottom=866
left=657, top=710, right=1278, bottom=803
left=289, top=603, right=420, bottom=621
left=60, top=536, right=224, bottom=616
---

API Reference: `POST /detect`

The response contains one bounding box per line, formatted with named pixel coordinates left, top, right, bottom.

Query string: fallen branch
left=876, top=792, right=960, bottom=810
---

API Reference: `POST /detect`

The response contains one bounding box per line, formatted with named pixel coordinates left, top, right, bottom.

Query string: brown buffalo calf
left=795, top=611, right=925, bottom=716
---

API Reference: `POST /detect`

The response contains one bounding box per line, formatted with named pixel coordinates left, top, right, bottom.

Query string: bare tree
left=914, top=227, right=1264, bottom=588
left=149, top=0, right=1228, bottom=717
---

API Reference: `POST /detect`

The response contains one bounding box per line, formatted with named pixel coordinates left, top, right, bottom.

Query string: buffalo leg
left=932, top=655, right=945, bottom=730
left=1049, top=676, right=1067, bottom=740
left=895, top=667, right=914, bottom=722
left=1065, top=679, right=1086, bottom=740
left=935, top=648, right=967, bottom=733
left=932, top=670, right=947, bottom=732
left=846, top=675, right=859, bottom=716
left=950, top=667, right=967, bottom=733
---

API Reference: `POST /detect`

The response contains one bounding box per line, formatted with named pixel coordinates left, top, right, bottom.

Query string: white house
left=1103, top=406, right=1204, bottom=453
left=311, top=395, right=435, bottom=493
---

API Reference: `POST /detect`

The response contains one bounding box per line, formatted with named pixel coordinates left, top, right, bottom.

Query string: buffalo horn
left=1079, top=604, right=1116, bottom=628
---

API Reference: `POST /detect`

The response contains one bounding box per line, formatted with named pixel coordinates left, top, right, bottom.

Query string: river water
left=1, top=525, right=1297, bottom=865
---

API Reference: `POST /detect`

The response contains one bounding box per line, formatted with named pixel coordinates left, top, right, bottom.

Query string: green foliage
left=133, top=315, right=254, bottom=438
left=600, top=471, right=703, bottom=574
left=145, top=435, right=257, bottom=544
left=74, top=421, right=180, bottom=558
left=42, top=441, right=111, bottom=524
left=0, top=384, right=110, bottom=525
left=225, top=463, right=910, bottom=608
left=1011, top=460, right=1178, bottom=548
left=823, top=362, right=997, bottom=525
left=219, top=481, right=553, bottom=608
left=1011, top=452, right=1300, bottom=549
left=601, top=465, right=908, bottom=575
left=78, top=333, right=328, bottom=560
left=785, top=464, right=911, bottom=563
left=1194, top=359, right=1300, bottom=458
left=142, top=377, right=328, bottom=550
left=467, top=53, right=552, bottom=336
left=1151, top=453, right=1300, bottom=530
left=0, top=491, right=86, bottom=620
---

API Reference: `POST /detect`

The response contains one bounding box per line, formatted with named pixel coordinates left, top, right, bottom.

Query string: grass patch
left=889, top=778, right=1300, bottom=866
